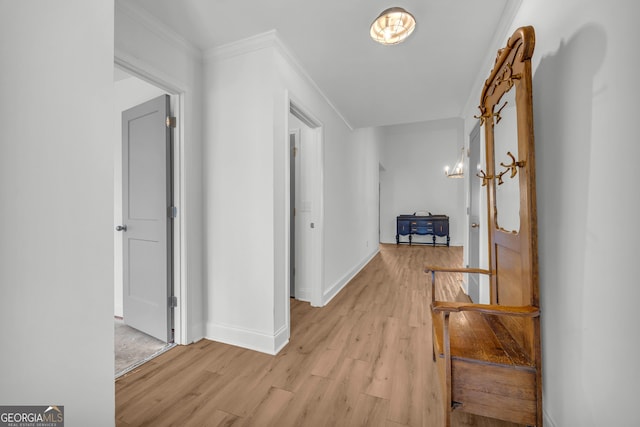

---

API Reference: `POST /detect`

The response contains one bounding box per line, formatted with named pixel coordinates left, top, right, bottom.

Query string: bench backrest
left=479, top=26, right=539, bottom=361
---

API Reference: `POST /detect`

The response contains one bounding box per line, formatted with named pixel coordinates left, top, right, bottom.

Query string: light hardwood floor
left=116, top=244, right=520, bottom=426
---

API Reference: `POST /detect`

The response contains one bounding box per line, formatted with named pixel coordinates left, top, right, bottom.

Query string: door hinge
left=293, top=146, right=298, bottom=157
left=166, top=116, right=177, bottom=128
left=168, top=206, right=178, bottom=219
left=169, top=296, right=178, bottom=308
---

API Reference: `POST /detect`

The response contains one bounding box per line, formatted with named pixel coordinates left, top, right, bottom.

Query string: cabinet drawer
left=414, top=220, right=434, bottom=235
left=397, top=220, right=412, bottom=235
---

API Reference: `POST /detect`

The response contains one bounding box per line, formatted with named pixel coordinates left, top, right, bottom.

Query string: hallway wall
left=0, top=1, right=115, bottom=425
left=461, top=1, right=640, bottom=425
left=202, top=32, right=382, bottom=354
left=379, top=118, right=466, bottom=246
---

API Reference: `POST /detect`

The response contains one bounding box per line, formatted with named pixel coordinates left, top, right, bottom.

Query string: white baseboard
left=184, top=322, right=205, bottom=345
left=322, top=248, right=380, bottom=306
left=114, top=303, right=123, bottom=318
left=294, top=287, right=311, bottom=302
left=206, top=322, right=289, bottom=355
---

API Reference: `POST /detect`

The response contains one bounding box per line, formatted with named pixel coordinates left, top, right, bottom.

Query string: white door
left=467, top=122, right=481, bottom=302
left=119, top=94, right=173, bottom=342
left=289, top=103, right=323, bottom=306
left=291, top=126, right=314, bottom=302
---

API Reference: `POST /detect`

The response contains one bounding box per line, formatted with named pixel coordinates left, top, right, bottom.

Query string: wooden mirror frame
left=478, top=26, right=538, bottom=310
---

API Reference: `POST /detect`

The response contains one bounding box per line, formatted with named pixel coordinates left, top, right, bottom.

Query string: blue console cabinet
left=396, top=214, right=449, bottom=246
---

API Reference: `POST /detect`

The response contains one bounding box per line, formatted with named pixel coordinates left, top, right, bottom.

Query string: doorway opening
left=467, top=121, right=481, bottom=303
left=287, top=100, right=323, bottom=314
left=113, top=64, right=183, bottom=377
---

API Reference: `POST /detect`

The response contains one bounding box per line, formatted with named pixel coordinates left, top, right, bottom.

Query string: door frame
left=114, top=55, right=188, bottom=345
left=466, top=121, right=481, bottom=302
left=286, top=95, right=324, bottom=309
left=289, top=129, right=299, bottom=299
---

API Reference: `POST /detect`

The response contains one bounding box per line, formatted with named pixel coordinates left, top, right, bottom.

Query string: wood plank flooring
left=115, top=244, right=520, bottom=427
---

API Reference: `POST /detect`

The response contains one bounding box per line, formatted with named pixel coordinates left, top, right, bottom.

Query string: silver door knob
left=115, top=225, right=127, bottom=232
left=471, top=223, right=479, bottom=228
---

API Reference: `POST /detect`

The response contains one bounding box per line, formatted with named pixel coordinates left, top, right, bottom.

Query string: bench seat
left=430, top=299, right=540, bottom=425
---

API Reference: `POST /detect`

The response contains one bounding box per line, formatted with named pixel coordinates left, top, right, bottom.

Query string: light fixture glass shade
left=444, top=147, right=466, bottom=178
left=370, top=7, right=416, bottom=45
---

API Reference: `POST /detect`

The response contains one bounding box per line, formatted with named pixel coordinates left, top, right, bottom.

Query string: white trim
left=312, top=124, right=325, bottom=307
left=273, top=34, right=353, bottom=131
left=114, top=50, right=190, bottom=94
left=206, top=322, right=289, bottom=356
left=115, top=0, right=202, bottom=61
left=206, top=30, right=353, bottom=131
left=294, top=287, right=312, bottom=302
left=204, top=30, right=279, bottom=62
left=322, top=248, right=380, bottom=306
left=283, top=92, right=292, bottom=353
left=286, top=96, right=325, bottom=309
left=114, top=55, right=189, bottom=346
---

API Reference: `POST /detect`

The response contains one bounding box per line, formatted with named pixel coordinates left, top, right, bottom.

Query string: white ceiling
left=123, top=0, right=516, bottom=129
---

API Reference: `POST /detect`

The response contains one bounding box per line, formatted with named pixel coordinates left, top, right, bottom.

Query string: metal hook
left=496, top=151, right=525, bottom=184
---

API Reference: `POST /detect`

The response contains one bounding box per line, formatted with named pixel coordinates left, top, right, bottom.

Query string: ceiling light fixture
left=370, top=7, right=416, bottom=45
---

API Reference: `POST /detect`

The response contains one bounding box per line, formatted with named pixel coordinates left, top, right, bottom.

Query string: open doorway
left=113, top=66, right=180, bottom=377
left=288, top=101, right=323, bottom=309
left=467, top=121, right=481, bottom=303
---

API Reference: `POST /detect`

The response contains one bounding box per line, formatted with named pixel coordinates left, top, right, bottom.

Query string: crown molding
left=273, top=34, right=354, bottom=130
left=204, top=30, right=279, bottom=63
left=205, top=30, right=353, bottom=130
left=115, top=0, right=202, bottom=62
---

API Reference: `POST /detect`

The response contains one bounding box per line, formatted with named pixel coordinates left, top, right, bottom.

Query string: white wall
left=203, top=43, right=280, bottom=353
left=115, top=0, right=205, bottom=342
left=461, top=1, right=640, bottom=425
left=0, top=1, right=115, bottom=425
left=273, top=37, right=383, bottom=309
left=203, top=32, right=382, bottom=354
left=379, top=119, right=466, bottom=246
left=113, top=74, right=167, bottom=318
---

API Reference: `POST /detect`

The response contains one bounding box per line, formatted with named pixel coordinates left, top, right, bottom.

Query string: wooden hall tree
left=427, top=26, right=542, bottom=426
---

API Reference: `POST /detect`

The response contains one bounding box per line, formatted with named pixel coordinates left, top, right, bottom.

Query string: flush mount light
left=370, top=7, right=416, bottom=45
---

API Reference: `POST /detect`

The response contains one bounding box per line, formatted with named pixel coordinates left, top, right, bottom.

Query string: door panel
left=468, top=122, right=481, bottom=302
left=121, top=94, right=172, bottom=343
left=291, top=126, right=313, bottom=302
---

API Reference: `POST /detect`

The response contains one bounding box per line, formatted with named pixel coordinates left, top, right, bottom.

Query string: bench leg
left=443, top=312, right=452, bottom=427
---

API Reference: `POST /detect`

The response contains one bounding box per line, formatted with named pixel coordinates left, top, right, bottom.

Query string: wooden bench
left=426, top=27, right=542, bottom=426
left=427, top=267, right=541, bottom=426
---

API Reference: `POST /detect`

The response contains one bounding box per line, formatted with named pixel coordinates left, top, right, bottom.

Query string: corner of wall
left=206, top=322, right=289, bottom=355
left=321, top=247, right=380, bottom=306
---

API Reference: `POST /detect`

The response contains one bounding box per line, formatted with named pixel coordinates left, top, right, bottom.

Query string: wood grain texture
left=429, top=25, right=541, bottom=427
left=116, top=244, right=518, bottom=427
